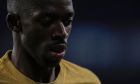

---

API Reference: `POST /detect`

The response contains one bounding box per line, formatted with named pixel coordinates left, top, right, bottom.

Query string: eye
left=34, top=16, right=52, bottom=27
left=63, top=18, right=73, bottom=27
left=40, top=17, right=52, bottom=25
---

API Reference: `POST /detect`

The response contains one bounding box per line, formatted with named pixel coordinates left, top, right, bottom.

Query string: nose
left=51, top=20, right=68, bottom=40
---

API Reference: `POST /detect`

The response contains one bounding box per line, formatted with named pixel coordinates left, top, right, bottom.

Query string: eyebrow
left=38, top=11, right=75, bottom=18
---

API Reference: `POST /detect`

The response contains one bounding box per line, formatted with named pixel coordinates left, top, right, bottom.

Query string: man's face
left=19, top=0, right=74, bottom=67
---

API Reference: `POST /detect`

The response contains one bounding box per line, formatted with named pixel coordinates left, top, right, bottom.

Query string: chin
left=39, top=53, right=62, bottom=67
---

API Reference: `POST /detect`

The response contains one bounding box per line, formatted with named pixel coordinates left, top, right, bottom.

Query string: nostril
left=52, top=33, right=65, bottom=40
left=51, top=35, right=67, bottom=44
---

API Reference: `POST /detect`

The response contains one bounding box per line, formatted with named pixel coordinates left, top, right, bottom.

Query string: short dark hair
left=7, top=0, right=52, bottom=15
left=7, top=0, right=36, bottom=15
left=7, top=0, right=73, bottom=15
left=7, top=0, right=18, bottom=13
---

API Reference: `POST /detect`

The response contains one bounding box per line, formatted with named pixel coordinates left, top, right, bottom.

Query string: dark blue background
left=0, top=0, right=140, bottom=84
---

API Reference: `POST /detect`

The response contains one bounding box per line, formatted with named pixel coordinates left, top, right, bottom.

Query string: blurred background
left=0, top=0, right=140, bottom=84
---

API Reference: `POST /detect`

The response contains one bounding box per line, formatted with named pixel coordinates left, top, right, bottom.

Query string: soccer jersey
left=0, top=51, right=101, bottom=84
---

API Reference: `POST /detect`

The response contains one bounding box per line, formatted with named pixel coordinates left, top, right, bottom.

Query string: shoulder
left=0, top=51, right=11, bottom=70
left=0, top=55, right=6, bottom=71
left=60, top=59, right=101, bottom=84
left=0, top=51, right=13, bottom=77
left=0, top=58, right=3, bottom=71
left=0, top=52, right=13, bottom=83
left=0, top=51, right=10, bottom=74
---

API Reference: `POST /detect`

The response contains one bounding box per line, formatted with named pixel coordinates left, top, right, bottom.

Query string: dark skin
left=7, top=0, right=74, bottom=83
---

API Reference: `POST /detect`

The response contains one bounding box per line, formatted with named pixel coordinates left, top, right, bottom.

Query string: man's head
left=7, top=0, right=74, bottom=67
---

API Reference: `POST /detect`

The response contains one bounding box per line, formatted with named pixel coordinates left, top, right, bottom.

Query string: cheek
left=21, top=27, right=49, bottom=51
left=21, top=32, right=39, bottom=50
left=21, top=21, right=49, bottom=45
left=20, top=19, right=51, bottom=57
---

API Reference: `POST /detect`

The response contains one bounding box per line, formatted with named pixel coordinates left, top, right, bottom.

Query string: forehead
left=29, top=0, right=72, bottom=7
left=22, top=0, right=74, bottom=16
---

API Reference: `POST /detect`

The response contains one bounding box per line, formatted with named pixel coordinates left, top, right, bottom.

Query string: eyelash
left=63, top=18, right=73, bottom=27
left=39, top=17, right=52, bottom=26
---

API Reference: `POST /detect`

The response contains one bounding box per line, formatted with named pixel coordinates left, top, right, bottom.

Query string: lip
left=50, top=50, right=66, bottom=58
left=49, top=44, right=67, bottom=58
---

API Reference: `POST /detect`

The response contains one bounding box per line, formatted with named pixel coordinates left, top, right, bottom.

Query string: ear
left=6, top=13, right=22, bottom=32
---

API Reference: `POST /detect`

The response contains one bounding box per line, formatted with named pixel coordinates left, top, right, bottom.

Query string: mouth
left=49, top=44, right=67, bottom=58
